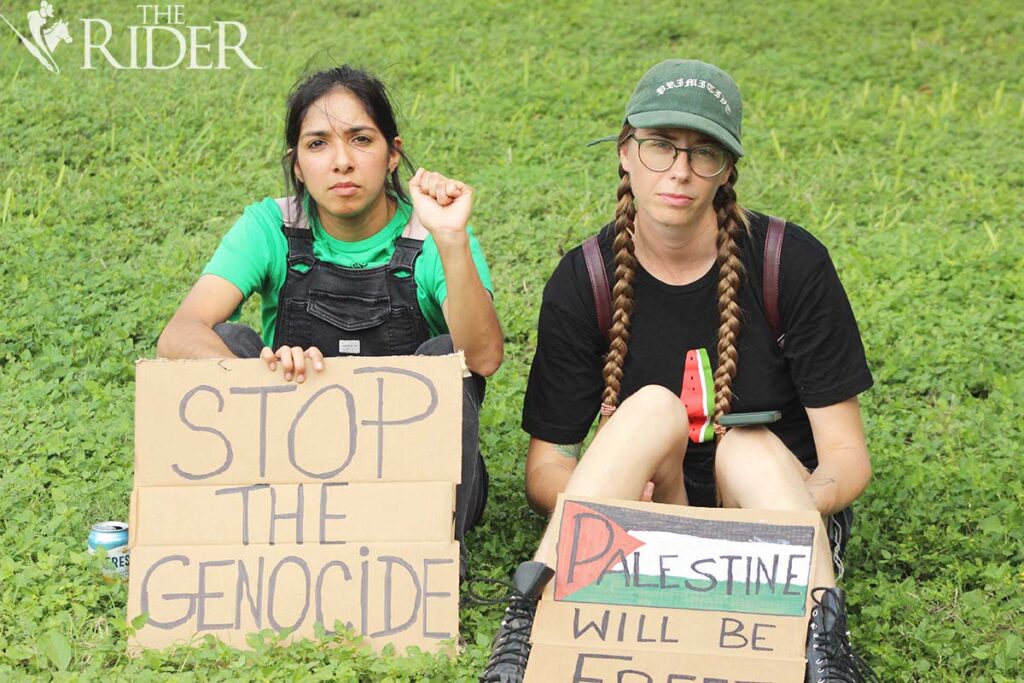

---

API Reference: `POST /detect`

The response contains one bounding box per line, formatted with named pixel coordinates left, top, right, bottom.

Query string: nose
left=667, top=149, right=692, bottom=180
left=332, top=141, right=355, bottom=173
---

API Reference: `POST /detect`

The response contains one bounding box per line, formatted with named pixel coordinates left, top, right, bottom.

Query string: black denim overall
left=213, top=199, right=488, bottom=568
left=271, top=197, right=430, bottom=356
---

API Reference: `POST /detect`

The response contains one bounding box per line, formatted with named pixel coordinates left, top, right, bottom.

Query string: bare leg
left=532, top=385, right=689, bottom=563
left=715, top=426, right=835, bottom=588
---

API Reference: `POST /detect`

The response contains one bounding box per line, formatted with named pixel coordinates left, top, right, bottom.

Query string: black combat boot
left=806, top=587, right=880, bottom=683
left=479, top=561, right=554, bottom=683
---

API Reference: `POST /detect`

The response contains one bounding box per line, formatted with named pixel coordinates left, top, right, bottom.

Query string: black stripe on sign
left=577, top=500, right=815, bottom=547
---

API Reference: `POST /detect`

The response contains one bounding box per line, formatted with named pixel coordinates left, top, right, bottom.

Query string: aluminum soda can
left=88, top=521, right=130, bottom=582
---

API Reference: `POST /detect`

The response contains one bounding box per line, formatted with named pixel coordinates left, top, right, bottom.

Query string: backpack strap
left=583, top=235, right=612, bottom=342
left=763, top=215, right=786, bottom=350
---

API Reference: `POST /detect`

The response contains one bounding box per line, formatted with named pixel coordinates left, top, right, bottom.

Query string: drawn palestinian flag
left=680, top=348, right=715, bottom=443
left=554, top=500, right=815, bottom=617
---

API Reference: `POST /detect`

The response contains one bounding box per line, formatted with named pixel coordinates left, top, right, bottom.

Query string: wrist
left=432, top=232, right=471, bottom=260
left=430, top=229, right=470, bottom=247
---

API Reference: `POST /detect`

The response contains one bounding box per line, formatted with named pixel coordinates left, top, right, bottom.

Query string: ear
left=291, top=150, right=304, bottom=185
left=718, top=160, right=734, bottom=189
left=388, top=136, right=403, bottom=173
left=618, top=142, right=633, bottom=176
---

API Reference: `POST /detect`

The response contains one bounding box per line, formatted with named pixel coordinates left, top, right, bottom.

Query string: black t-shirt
left=522, top=211, right=873, bottom=483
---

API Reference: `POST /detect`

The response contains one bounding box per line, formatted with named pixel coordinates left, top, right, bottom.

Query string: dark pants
left=214, top=323, right=489, bottom=569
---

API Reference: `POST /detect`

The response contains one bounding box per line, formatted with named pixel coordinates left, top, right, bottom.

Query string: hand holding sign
left=260, top=345, right=325, bottom=383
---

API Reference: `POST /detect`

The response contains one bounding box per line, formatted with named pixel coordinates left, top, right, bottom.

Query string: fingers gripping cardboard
left=127, top=355, right=464, bottom=654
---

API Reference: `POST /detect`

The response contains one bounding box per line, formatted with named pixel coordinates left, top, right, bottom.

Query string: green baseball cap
left=590, top=59, right=744, bottom=158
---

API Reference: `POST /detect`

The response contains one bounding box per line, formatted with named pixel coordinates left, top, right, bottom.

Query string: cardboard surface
left=134, top=356, right=463, bottom=486
left=128, top=356, right=464, bottom=654
left=533, top=600, right=808, bottom=659
left=130, top=481, right=455, bottom=546
left=526, top=495, right=823, bottom=683
left=525, top=642, right=806, bottom=683
left=127, top=542, right=459, bottom=653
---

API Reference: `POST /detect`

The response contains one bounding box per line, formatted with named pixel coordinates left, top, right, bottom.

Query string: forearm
left=156, top=319, right=236, bottom=359
left=805, top=398, right=872, bottom=516
left=434, top=233, right=503, bottom=376
left=805, top=455, right=870, bottom=516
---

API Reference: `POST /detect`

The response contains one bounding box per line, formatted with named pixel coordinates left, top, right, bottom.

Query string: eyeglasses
left=628, top=134, right=729, bottom=177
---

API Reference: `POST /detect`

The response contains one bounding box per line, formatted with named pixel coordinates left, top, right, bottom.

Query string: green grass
left=1, top=0, right=1022, bottom=679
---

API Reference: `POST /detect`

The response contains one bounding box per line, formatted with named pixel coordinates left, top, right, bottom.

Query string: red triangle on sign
left=554, top=501, right=646, bottom=600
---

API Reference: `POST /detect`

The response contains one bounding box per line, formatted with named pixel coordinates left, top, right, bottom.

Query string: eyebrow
left=300, top=126, right=374, bottom=139
left=645, top=130, right=715, bottom=145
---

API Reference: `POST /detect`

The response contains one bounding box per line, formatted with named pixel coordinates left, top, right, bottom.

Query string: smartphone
left=718, top=410, right=782, bottom=427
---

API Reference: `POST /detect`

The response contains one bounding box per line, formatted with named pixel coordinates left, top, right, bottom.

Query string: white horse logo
left=1, top=1, right=73, bottom=74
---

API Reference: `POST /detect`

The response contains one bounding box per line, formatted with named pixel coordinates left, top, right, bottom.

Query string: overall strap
left=763, top=215, right=786, bottom=350
left=275, top=196, right=314, bottom=261
left=583, top=235, right=612, bottom=342
left=389, top=212, right=427, bottom=270
left=389, top=237, right=424, bottom=269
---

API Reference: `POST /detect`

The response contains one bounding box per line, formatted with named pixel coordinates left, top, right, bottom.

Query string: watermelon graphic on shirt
left=680, top=348, right=715, bottom=443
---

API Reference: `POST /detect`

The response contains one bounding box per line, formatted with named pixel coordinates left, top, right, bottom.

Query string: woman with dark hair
left=481, top=60, right=877, bottom=683
left=157, top=66, right=501, bottom=566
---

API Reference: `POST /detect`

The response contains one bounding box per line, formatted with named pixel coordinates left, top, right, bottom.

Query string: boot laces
left=810, top=589, right=881, bottom=683
left=468, top=577, right=540, bottom=681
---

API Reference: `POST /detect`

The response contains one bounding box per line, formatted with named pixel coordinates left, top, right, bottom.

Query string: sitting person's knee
left=715, top=426, right=783, bottom=480
left=619, top=385, right=687, bottom=423
left=613, top=385, right=689, bottom=445
left=213, top=322, right=264, bottom=359
left=415, top=334, right=454, bottom=356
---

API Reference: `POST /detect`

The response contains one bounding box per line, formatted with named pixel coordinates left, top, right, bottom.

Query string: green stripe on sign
left=564, top=574, right=808, bottom=617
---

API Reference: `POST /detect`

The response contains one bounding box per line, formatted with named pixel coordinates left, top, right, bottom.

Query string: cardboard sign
left=525, top=496, right=823, bottom=683
left=127, top=356, right=464, bottom=654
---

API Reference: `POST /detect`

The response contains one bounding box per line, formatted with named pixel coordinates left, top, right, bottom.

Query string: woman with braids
left=481, top=60, right=878, bottom=682
left=158, top=66, right=501, bottom=573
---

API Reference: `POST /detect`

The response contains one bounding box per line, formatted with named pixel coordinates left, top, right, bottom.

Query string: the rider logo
left=1, top=1, right=72, bottom=74
left=1, top=3, right=261, bottom=73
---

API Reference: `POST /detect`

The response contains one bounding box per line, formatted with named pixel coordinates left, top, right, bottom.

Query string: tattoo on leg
left=554, top=442, right=582, bottom=458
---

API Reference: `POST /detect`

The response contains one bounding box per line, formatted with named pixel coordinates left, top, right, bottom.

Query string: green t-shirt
left=202, top=197, right=494, bottom=346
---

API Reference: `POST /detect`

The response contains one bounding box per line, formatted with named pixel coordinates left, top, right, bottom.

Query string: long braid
left=600, top=127, right=639, bottom=414
left=711, top=168, right=751, bottom=431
